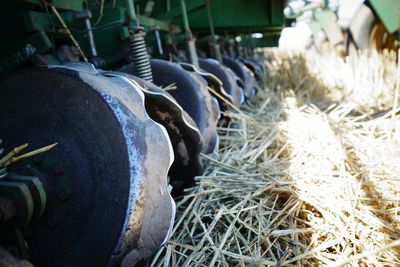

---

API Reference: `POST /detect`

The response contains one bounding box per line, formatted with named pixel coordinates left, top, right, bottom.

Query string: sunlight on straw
left=151, top=48, right=400, bottom=266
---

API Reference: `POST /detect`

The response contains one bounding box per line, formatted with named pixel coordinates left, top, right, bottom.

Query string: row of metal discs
left=0, top=55, right=266, bottom=267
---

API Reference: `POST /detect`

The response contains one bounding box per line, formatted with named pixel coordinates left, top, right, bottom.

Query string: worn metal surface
left=222, top=57, right=257, bottom=99
left=239, top=57, right=265, bottom=87
left=150, top=59, right=219, bottom=154
left=179, top=61, right=233, bottom=112
left=0, top=63, right=175, bottom=266
left=199, top=58, right=244, bottom=107
left=114, top=69, right=203, bottom=195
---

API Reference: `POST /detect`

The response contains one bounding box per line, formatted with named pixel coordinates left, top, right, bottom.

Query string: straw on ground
left=151, top=49, right=400, bottom=266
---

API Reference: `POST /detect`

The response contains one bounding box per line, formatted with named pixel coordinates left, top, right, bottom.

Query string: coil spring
left=129, top=28, right=153, bottom=82
left=0, top=139, right=7, bottom=180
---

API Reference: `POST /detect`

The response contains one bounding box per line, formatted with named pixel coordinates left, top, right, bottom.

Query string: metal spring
left=129, top=28, right=153, bottom=82
left=0, top=139, right=7, bottom=180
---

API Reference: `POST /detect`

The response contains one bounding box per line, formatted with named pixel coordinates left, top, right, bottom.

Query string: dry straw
left=151, top=48, right=400, bottom=266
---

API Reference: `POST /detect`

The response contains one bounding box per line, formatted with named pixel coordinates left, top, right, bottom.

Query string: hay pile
left=150, top=49, right=400, bottom=266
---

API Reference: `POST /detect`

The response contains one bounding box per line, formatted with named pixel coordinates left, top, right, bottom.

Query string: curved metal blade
left=113, top=69, right=204, bottom=195
left=199, top=58, right=244, bottom=107
left=0, top=63, right=175, bottom=267
left=223, top=56, right=257, bottom=99
left=149, top=59, right=219, bottom=154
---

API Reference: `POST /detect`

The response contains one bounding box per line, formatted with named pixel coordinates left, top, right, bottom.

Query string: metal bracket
left=0, top=174, right=46, bottom=228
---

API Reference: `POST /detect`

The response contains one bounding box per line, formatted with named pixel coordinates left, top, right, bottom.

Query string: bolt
left=129, top=26, right=145, bottom=34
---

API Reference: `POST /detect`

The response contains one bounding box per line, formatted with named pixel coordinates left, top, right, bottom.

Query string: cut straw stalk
left=0, top=143, right=57, bottom=167
left=151, top=49, right=400, bottom=266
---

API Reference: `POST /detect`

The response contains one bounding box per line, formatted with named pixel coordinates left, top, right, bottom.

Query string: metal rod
left=180, top=0, right=199, bottom=66
left=206, top=0, right=216, bottom=43
left=85, top=15, right=98, bottom=57
left=126, top=0, right=137, bottom=22
left=180, top=0, right=191, bottom=33
left=187, top=39, right=199, bottom=67
left=206, top=0, right=222, bottom=63
left=155, top=29, right=164, bottom=55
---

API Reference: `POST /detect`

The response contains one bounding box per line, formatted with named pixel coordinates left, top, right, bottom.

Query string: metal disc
left=179, top=61, right=233, bottom=112
left=149, top=59, right=219, bottom=154
left=239, top=57, right=264, bottom=87
left=223, top=56, right=257, bottom=99
left=199, top=58, right=244, bottom=107
left=113, top=70, right=203, bottom=195
left=0, top=63, right=175, bottom=267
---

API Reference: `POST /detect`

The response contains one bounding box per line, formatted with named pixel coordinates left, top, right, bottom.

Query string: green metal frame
left=19, top=0, right=87, bottom=11
left=369, top=0, right=400, bottom=34
left=0, top=0, right=285, bottom=74
left=152, top=0, right=285, bottom=34
left=155, top=0, right=206, bottom=20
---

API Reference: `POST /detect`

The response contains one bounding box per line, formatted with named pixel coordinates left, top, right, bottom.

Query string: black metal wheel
left=0, top=63, right=175, bottom=267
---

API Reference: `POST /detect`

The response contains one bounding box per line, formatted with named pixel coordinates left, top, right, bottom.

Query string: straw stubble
left=151, top=49, right=400, bottom=266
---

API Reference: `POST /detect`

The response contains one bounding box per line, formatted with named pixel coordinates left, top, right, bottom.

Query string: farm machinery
left=283, top=0, right=400, bottom=54
left=0, top=0, right=285, bottom=266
